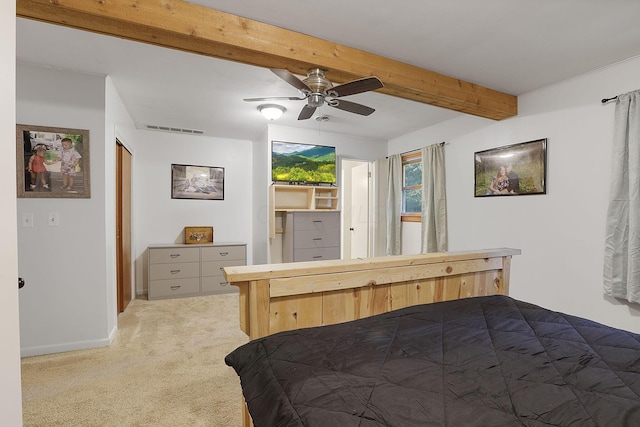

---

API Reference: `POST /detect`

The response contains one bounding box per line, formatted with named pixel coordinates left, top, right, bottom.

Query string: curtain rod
left=602, top=96, right=618, bottom=104
left=385, top=142, right=446, bottom=159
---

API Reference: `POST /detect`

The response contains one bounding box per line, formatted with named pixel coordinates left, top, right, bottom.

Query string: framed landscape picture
left=16, top=124, right=90, bottom=198
left=474, top=138, right=547, bottom=197
left=171, top=164, right=225, bottom=200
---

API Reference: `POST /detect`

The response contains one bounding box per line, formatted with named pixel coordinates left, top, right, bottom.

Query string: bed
left=223, top=249, right=640, bottom=426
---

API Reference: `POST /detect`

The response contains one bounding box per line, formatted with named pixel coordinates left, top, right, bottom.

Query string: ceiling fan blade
left=271, top=69, right=311, bottom=92
left=243, top=96, right=306, bottom=102
left=329, top=77, right=383, bottom=97
left=298, top=104, right=316, bottom=120
left=330, top=99, right=376, bottom=116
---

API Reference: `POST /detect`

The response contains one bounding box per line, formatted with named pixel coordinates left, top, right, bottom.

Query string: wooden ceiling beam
left=16, top=0, right=517, bottom=120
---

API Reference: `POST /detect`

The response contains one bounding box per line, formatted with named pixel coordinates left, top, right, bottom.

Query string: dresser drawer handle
left=170, top=285, right=181, bottom=290
left=312, top=220, right=323, bottom=223
left=220, top=282, right=229, bottom=286
left=313, top=256, right=323, bottom=259
left=313, top=238, right=322, bottom=241
left=170, top=269, right=181, bottom=274
left=219, top=252, right=229, bottom=256
left=170, top=254, right=181, bottom=258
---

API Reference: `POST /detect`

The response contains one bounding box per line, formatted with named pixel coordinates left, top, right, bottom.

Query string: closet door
left=116, top=141, right=132, bottom=313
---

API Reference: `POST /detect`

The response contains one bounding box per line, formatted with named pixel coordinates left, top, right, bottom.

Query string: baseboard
left=21, top=337, right=112, bottom=358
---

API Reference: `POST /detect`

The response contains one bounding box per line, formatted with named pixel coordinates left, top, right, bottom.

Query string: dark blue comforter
left=225, top=295, right=640, bottom=426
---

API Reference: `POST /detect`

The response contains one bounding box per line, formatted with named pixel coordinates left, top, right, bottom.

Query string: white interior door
left=349, top=162, right=371, bottom=259
left=342, top=160, right=372, bottom=259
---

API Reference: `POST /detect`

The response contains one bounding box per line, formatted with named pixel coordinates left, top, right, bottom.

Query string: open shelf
left=272, top=184, right=339, bottom=210
left=270, top=184, right=339, bottom=239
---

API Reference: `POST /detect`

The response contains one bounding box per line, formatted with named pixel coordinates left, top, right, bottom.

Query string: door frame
left=341, top=159, right=375, bottom=259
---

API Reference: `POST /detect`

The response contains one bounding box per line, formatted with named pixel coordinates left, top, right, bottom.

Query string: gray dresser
left=283, top=211, right=340, bottom=262
left=148, top=242, right=246, bottom=300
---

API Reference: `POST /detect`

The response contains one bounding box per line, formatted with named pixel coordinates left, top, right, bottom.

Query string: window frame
left=401, top=150, right=422, bottom=222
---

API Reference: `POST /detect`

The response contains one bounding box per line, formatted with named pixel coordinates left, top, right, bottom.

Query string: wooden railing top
left=223, top=248, right=521, bottom=282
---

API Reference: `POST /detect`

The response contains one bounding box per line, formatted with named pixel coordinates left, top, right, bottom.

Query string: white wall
left=1, top=1, right=23, bottom=424
left=390, top=56, right=640, bottom=333
left=252, top=127, right=270, bottom=264
left=17, top=64, right=115, bottom=356
left=132, top=129, right=254, bottom=294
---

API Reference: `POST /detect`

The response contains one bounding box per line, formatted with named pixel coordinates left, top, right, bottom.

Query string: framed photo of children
left=474, top=138, right=547, bottom=197
left=16, top=124, right=90, bottom=199
left=171, top=164, right=225, bottom=200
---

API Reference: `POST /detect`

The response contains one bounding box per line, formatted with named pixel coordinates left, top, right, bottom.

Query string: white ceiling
left=16, top=1, right=640, bottom=141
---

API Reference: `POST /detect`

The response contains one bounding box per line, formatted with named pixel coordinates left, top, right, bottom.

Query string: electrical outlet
left=48, top=212, right=60, bottom=227
left=22, top=213, right=34, bottom=228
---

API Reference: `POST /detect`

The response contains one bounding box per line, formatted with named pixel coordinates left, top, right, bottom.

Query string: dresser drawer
left=291, top=211, right=340, bottom=231
left=293, top=247, right=340, bottom=262
left=149, top=247, right=199, bottom=264
left=149, top=262, right=200, bottom=280
left=201, top=275, right=237, bottom=294
left=293, top=230, right=340, bottom=249
left=202, top=259, right=246, bottom=277
left=147, top=243, right=246, bottom=300
left=149, top=277, right=200, bottom=299
left=201, top=245, right=245, bottom=262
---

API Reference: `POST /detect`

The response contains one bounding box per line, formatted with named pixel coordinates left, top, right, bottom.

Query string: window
left=401, top=151, right=422, bottom=222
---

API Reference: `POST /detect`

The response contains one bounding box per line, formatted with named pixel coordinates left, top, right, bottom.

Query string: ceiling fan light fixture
left=308, top=94, right=325, bottom=108
left=258, top=104, right=286, bottom=120
left=245, top=69, right=383, bottom=120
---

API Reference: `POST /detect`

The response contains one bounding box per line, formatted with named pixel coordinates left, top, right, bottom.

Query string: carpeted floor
left=21, top=293, right=249, bottom=426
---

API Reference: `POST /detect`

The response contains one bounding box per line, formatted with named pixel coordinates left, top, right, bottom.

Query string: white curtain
left=374, top=158, right=389, bottom=257
left=386, top=154, right=402, bottom=255
left=603, top=90, right=640, bottom=304
left=421, top=144, right=448, bottom=253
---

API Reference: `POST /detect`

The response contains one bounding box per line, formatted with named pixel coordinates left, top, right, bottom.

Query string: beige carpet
left=21, top=293, right=249, bottom=426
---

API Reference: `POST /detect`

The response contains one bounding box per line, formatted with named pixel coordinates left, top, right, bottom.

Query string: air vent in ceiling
left=143, top=124, right=204, bottom=135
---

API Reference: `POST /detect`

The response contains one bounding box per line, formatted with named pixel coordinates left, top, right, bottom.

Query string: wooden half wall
left=224, top=248, right=521, bottom=340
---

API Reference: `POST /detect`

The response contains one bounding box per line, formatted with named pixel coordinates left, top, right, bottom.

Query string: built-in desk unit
left=270, top=184, right=339, bottom=238
left=268, top=184, right=341, bottom=263
left=148, top=242, right=246, bottom=300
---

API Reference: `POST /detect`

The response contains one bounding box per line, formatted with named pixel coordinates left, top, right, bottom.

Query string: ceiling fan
left=244, top=68, right=384, bottom=120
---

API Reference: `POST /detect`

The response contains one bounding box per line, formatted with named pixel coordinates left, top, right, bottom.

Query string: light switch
left=22, top=213, right=34, bottom=228
left=48, top=212, right=60, bottom=227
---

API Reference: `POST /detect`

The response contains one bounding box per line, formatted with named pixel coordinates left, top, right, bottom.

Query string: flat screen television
left=271, top=141, right=336, bottom=185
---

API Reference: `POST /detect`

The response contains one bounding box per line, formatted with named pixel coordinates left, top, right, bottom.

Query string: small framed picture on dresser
left=184, top=226, right=214, bottom=244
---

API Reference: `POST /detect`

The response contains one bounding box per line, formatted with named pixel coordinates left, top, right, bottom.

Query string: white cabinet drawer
left=293, top=230, right=340, bottom=249
left=149, top=247, right=199, bottom=264
left=294, top=247, right=341, bottom=262
left=291, top=211, right=340, bottom=231
left=201, top=245, right=245, bottom=262
left=149, top=262, right=200, bottom=280
left=148, top=277, right=200, bottom=299
left=201, top=275, right=236, bottom=294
